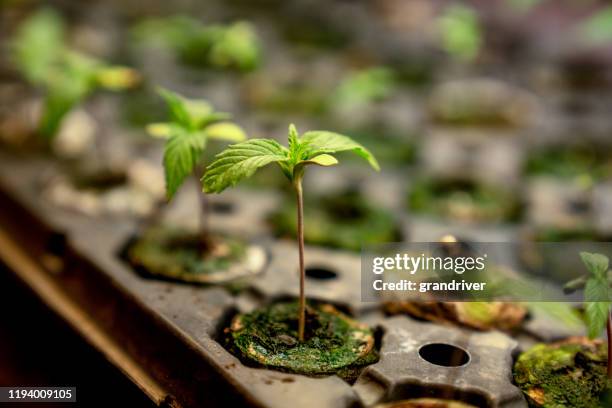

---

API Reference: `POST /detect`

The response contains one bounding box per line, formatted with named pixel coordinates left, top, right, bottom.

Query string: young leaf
left=146, top=123, right=177, bottom=139
left=163, top=131, right=207, bottom=199
left=205, top=122, right=246, bottom=142
left=202, top=139, right=289, bottom=193
left=585, top=301, right=610, bottom=339
left=302, top=154, right=338, bottom=167
left=288, top=124, right=300, bottom=156
left=96, top=66, right=140, bottom=90
left=299, top=131, right=380, bottom=170
left=584, top=276, right=611, bottom=339
left=581, top=252, right=609, bottom=279
left=157, top=87, right=212, bottom=130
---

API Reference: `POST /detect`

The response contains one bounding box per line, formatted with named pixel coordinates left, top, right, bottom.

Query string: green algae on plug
left=513, top=338, right=610, bottom=407
left=228, top=302, right=378, bottom=377
left=127, top=226, right=265, bottom=284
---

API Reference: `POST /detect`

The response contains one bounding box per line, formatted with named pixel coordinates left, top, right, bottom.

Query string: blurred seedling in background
left=203, top=124, right=378, bottom=341
left=437, top=4, right=482, bottom=62
left=331, top=66, right=396, bottom=109
left=579, top=5, right=612, bottom=45
left=12, top=8, right=139, bottom=140
left=564, top=252, right=612, bottom=378
left=147, top=88, right=246, bottom=250
left=132, top=16, right=261, bottom=72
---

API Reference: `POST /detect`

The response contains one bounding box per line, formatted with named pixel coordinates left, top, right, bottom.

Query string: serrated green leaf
left=205, top=122, right=246, bottom=142
left=300, top=154, right=338, bottom=167
left=298, top=131, right=380, bottom=171
left=157, top=87, right=212, bottom=130
left=163, top=131, right=207, bottom=199
left=203, top=139, right=289, bottom=193
left=585, top=300, right=610, bottom=339
left=580, top=252, right=609, bottom=279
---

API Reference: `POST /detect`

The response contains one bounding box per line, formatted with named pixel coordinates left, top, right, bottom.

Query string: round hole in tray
left=418, top=343, right=470, bottom=367
left=305, top=266, right=338, bottom=280
left=211, top=200, right=235, bottom=214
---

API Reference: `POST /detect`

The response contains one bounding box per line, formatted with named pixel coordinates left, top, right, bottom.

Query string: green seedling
left=438, top=4, right=482, bottom=62
left=564, top=252, right=612, bottom=378
left=132, top=16, right=260, bottom=72
left=203, top=124, right=378, bottom=341
left=12, top=8, right=139, bottom=139
left=147, top=88, right=246, bottom=248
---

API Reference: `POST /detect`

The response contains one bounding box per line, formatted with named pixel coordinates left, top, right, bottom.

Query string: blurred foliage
left=409, top=178, right=521, bottom=223
left=341, top=128, right=417, bottom=166
left=11, top=8, right=139, bottom=139
left=506, top=0, right=542, bottom=13
left=331, top=67, right=396, bottom=109
left=269, top=189, right=401, bottom=251
left=526, top=146, right=612, bottom=181
left=132, top=16, right=261, bottom=72
left=580, top=6, right=612, bottom=45
left=438, top=4, right=482, bottom=62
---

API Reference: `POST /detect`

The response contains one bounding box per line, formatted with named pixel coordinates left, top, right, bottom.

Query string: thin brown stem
left=193, top=171, right=209, bottom=250
left=295, top=178, right=306, bottom=342
left=607, top=308, right=612, bottom=379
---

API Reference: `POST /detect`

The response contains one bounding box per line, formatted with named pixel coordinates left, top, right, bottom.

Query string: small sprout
left=11, top=8, right=139, bottom=140
left=148, top=88, right=246, bottom=248
left=332, top=67, right=396, bottom=108
left=203, top=124, right=378, bottom=341
left=564, top=251, right=612, bottom=378
left=132, top=16, right=261, bottom=72
left=437, top=4, right=482, bottom=62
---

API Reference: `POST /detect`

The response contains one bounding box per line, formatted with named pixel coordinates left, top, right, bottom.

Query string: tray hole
left=211, top=200, right=235, bottom=214
left=305, top=266, right=338, bottom=280
left=419, top=343, right=469, bottom=367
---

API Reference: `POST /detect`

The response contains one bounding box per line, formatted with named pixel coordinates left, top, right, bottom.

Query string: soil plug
left=203, top=123, right=379, bottom=341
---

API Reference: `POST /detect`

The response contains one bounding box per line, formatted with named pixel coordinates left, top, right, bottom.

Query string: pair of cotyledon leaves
left=148, top=88, right=379, bottom=200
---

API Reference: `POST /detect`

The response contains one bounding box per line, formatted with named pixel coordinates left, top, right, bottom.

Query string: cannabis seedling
left=203, top=124, right=379, bottom=341
left=147, top=88, right=246, bottom=248
left=12, top=8, right=139, bottom=139
left=564, top=252, right=612, bottom=378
